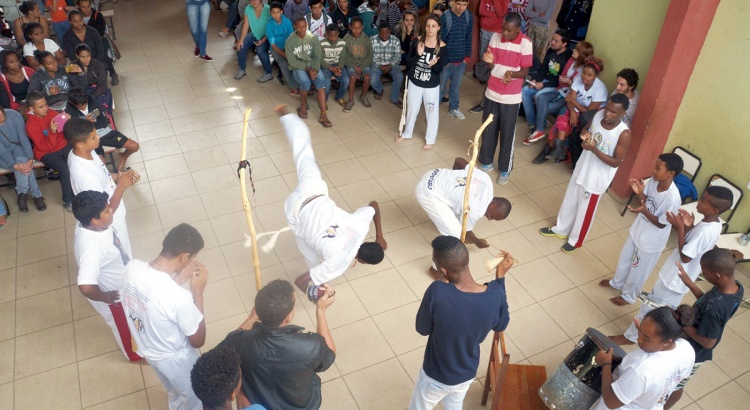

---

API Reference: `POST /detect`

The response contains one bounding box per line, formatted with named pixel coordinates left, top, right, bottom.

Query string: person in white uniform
left=274, top=105, right=388, bottom=292
left=599, top=154, right=683, bottom=306
left=610, top=186, right=733, bottom=345
left=415, top=157, right=511, bottom=247
left=593, top=305, right=695, bottom=410
left=539, top=93, right=632, bottom=253
left=73, top=190, right=142, bottom=362
left=122, top=224, right=209, bottom=410
left=64, top=118, right=137, bottom=258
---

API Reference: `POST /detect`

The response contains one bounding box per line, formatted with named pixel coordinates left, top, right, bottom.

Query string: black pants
left=479, top=99, right=519, bottom=173
left=101, top=37, right=117, bottom=76
left=41, top=145, right=74, bottom=204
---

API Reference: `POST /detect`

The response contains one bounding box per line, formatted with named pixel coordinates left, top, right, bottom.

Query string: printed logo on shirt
left=323, top=224, right=339, bottom=239
left=454, top=177, right=466, bottom=188
left=413, top=52, right=435, bottom=82
left=292, top=43, right=313, bottom=59
left=426, top=169, right=439, bottom=190
left=583, top=191, right=591, bottom=200
left=129, top=312, right=144, bottom=332
left=548, top=59, right=561, bottom=76
left=124, top=285, right=149, bottom=333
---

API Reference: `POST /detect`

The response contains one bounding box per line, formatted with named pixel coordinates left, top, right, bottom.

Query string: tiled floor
left=1, top=1, right=749, bottom=409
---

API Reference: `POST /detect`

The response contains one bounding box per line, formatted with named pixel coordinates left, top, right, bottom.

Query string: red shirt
left=46, top=1, right=69, bottom=23
left=485, top=32, right=533, bottom=104
left=25, top=109, right=67, bottom=159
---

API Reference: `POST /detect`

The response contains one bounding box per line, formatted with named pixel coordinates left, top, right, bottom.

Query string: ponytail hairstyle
left=573, top=40, right=594, bottom=68
left=419, top=14, right=442, bottom=56
left=583, top=56, right=604, bottom=76
left=645, top=304, right=694, bottom=343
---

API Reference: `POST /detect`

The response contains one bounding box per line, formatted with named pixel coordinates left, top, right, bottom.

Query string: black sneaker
left=441, top=96, right=449, bottom=103
left=539, top=227, right=567, bottom=239
left=561, top=243, right=577, bottom=253
left=469, top=104, right=483, bottom=113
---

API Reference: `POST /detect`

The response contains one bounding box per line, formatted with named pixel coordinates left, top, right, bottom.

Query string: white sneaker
left=448, top=109, right=466, bottom=120
left=257, top=73, right=273, bottom=83
left=234, top=69, right=246, bottom=80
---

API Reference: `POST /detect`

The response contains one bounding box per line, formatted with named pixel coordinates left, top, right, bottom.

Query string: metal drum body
left=539, top=328, right=626, bottom=409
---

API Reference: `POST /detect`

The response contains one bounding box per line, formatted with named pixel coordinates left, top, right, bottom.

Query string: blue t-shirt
left=267, top=15, right=294, bottom=48
left=416, top=278, right=510, bottom=385
left=242, top=405, right=267, bottom=410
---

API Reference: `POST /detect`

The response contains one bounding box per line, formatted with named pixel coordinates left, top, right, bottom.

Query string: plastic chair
left=681, top=174, right=744, bottom=232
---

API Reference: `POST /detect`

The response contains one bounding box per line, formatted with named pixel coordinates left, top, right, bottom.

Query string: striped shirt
left=320, top=38, right=346, bottom=69
left=370, top=34, right=401, bottom=66
left=484, top=32, right=533, bottom=104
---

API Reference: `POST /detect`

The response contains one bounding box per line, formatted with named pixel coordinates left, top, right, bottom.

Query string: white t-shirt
left=591, top=339, right=695, bottom=410
left=629, top=180, right=681, bottom=253
left=307, top=13, right=328, bottom=40
left=75, top=225, right=127, bottom=294
left=658, top=220, right=722, bottom=294
left=122, top=260, right=203, bottom=361
left=68, top=151, right=126, bottom=223
left=570, top=76, right=608, bottom=112
left=296, top=198, right=374, bottom=283
left=573, top=110, right=629, bottom=195
left=23, top=39, right=60, bottom=57
left=418, top=165, right=493, bottom=235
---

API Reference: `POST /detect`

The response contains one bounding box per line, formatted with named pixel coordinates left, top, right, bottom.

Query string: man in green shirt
left=286, top=17, right=332, bottom=127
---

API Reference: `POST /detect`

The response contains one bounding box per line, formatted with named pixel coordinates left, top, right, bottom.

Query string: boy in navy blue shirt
left=411, top=235, right=512, bottom=409
left=664, top=248, right=744, bottom=409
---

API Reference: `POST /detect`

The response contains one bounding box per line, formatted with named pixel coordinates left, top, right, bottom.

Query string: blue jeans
left=186, top=0, right=210, bottom=56
left=225, top=0, right=240, bottom=30
left=370, top=64, right=404, bottom=103
left=238, top=34, right=271, bottom=74
left=533, top=90, right=567, bottom=131
left=439, top=61, right=466, bottom=111
left=13, top=169, right=42, bottom=197
left=292, top=69, right=326, bottom=91
left=522, top=86, right=555, bottom=129
left=324, top=66, right=349, bottom=101
left=51, top=21, right=70, bottom=44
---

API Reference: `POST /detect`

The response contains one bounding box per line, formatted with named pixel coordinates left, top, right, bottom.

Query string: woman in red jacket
left=24, top=91, right=74, bottom=211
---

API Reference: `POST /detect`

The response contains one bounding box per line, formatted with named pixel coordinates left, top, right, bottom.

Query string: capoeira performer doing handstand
left=275, top=105, right=388, bottom=293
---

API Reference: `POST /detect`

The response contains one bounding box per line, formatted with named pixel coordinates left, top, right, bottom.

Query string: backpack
left=443, top=10, right=470, bottom=37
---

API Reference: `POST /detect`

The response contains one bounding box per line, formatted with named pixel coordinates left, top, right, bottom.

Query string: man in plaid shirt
left=369, top=22, right=404, bottom=107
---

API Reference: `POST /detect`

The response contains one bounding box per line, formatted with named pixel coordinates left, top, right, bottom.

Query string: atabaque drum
left=538, top=327, right=627, bottom=409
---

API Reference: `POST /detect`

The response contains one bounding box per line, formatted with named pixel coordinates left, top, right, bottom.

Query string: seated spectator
left=70, top=44, right=110, bottom=110
left=235, top=0, right=273, bottom=83
left=190, top=347, right=266, bottom=410
left=305, top=0, right=331, bottom=41
left=331, top=0, right=359, bottom=37
left=22, top=22, right=66, bottom=70
left=219, top=0, right=242, bottom=38
left=387, top=0, right=418, bottom=31
left=29, top=50, right=84, bottom=111
left=0, top=108, right=46, bottom=212
left=430, top=0, right=446, bottom=16
left=357, top=0, right=380, bottom=38
left=76, top=0, right=120, bottom=86
left=320, top=24, right=349, bottom=107
left=219, top=280, right=336, bottom=410
left=46, top=0, right=74, bottom=43
left=62, top=11, right=117, bottom=86
left=439, top=0, right=473, bottom=120
left=284, top=0, right=309, bottom=21
left=65, top=87, right=138, bottom=173
left=341, top=17, right=373, bottom=112
left=13, top=1, right=51, bottom=48
left=24, top=91, right=74, bottom=211
left=521, top=28, right=572, bottom=144
left=613, top=67, right=640, bottom=127
left=0, top=51, right=36, bottom=111
left=369, top=22, right=403, bottom=108
left=267, top=2, right=299, bottom=95
left=533, top=56, right=607, bottom=164
left=393, top=10, right=419, bottom=65
left=286, top=17, right=331, bottom=127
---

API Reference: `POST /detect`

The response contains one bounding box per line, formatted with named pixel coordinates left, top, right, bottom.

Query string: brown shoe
left=17, top=193, right=28, bottom=212
left=33, top=196, right=47, bottom=211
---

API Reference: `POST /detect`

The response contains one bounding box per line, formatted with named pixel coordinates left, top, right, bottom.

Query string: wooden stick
left=460, top=114, right=494, bottom=242
left=239, top=108, right=262, bottom=291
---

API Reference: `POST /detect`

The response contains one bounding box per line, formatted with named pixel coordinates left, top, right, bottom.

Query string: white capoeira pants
left=609, top=237, right=662, bottom=304
left=552, top=180, right=602, bottom=248
left=281, top=113, right=330, bottom=284
left=89, top=299, right=142, bottom=361
left=623, top=278, right=686, bottom=342
left=414, top=181, right=461, bottom=238
left=149, top=347, right=202, bottom=410
left=401, top=80, right=440, bottom=145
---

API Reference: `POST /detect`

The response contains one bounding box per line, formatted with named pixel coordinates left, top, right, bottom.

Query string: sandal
left=297, top=108, right=308, bottom=119
left=218, top=29, right=230, bottom=38
left=319, top=118, right=333, bottom=128
left=359, top=95, right=371, bottom=108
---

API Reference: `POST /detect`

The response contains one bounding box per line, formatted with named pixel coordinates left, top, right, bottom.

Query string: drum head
left=586, top=327, right=627, bottom=360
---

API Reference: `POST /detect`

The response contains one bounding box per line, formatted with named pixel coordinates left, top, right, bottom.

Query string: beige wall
left=584, top=0, right=670, bottom=92
left=666, top=0, right=750, bottom=233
